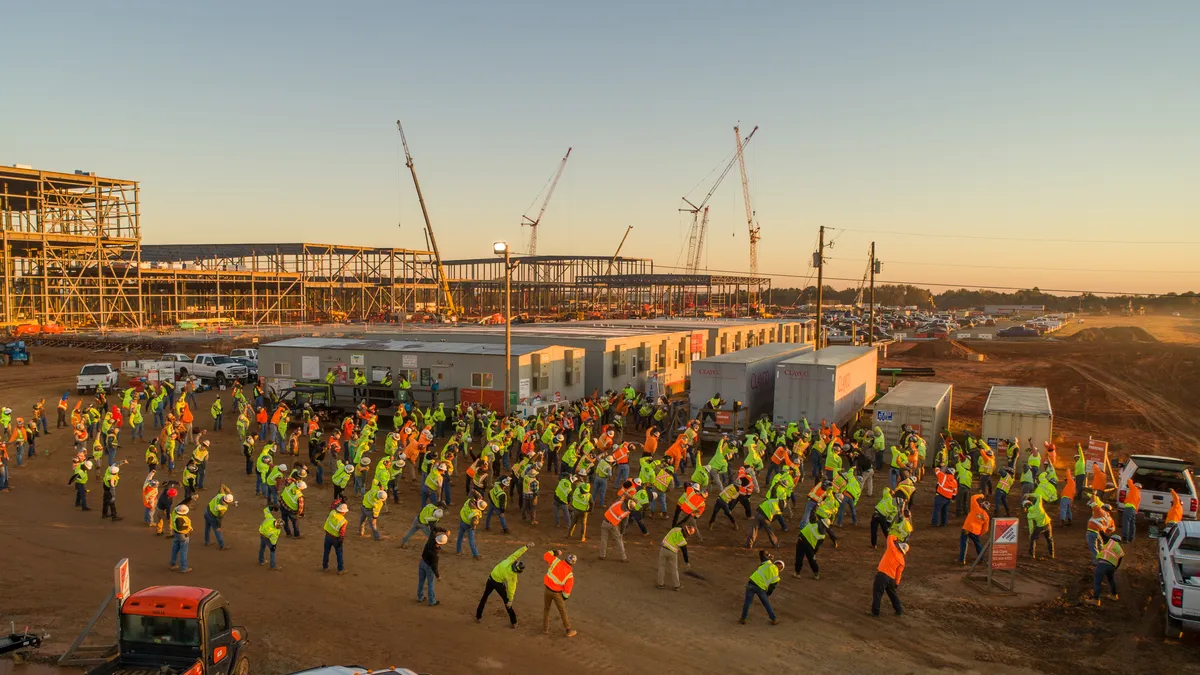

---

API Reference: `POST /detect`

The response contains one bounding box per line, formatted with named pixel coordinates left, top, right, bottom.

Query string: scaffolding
left=1, top=166, right=142, bottom=327
left=576, top=272, right=771, bottom=317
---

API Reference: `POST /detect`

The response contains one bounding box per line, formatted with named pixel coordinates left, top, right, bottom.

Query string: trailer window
left=120, top=614, right=201, bottom=647
left=81, top=365, right=110, bottom=375
left=472, top=373, right=494, bottom=389
left=273, top=362, right=291, bottom=376
left=1181, top=537, right=1200, bottom=553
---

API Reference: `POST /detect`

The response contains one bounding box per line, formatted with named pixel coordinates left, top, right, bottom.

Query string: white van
left=1118, top=455, right=1198, bottom=521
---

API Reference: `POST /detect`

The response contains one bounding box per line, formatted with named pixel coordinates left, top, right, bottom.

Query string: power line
left=823, top=256, right=1200, bottom=275
left=834, top=227, right=1200, bottom=246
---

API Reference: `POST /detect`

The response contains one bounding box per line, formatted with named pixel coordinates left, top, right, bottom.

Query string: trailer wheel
left=232, top=655, right=250, bottom=675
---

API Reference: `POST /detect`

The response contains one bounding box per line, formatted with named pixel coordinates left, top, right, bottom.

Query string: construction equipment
left=604, top=225, right=634, bottom=310
left=734, top=124, right=761, bottom=277
left=0, top=622, right=46, bottom=656
left=521, top=148, right=572, bottom=256
left=680, top=129, right=757, bottom=274
left=396, top=120, right=460, bottom=319
left=2, top=340, right=30, bottom=366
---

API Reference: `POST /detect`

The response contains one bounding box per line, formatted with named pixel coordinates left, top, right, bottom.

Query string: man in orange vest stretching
left=872, top=534, right=907, bottom=617
left=542, top=549, right=577, bottom=637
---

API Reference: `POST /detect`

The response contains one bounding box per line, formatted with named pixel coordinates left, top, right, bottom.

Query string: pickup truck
left=229, top=348, right=258, bottom=361
left=1117, top=455, right=1199, bottom=522
left=87, top=585, right=248, bottom=675
left=174, top=353, right=249, bottom=387
left=120, top=359, right=179, bottom=386
left=77, top=364, right=119, bottom=394
left=1158, top=520, right=1200, bottom=637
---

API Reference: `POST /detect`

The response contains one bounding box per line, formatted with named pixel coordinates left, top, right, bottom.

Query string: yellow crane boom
left=734, top=124, right=760, bottom=277
left=397, top=120, right=459, bottom=318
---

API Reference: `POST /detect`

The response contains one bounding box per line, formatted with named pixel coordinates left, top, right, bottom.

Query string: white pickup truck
left=1117, top=455, right=1199, bottom=522
left=77, top=363, right=119, bottom=393
left=1158, top=520, right=1200, bottom=637
left=119, top=359, right=178, bottom=385
left=174, top=352, right=249, bottom=387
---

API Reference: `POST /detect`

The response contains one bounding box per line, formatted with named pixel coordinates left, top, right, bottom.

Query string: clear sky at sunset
left=5, top=2, right=1199, bottom=294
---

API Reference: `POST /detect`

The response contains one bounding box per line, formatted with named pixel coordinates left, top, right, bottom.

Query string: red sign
left=990, top=518, right=1019, bottom=571
left=1085, top=438, right=1109, bottom=475
left=715, top=411, right=733, bottom=426
left=690, top=333, right=704, bottom=355
left=114, top=558, right=131, bottom=600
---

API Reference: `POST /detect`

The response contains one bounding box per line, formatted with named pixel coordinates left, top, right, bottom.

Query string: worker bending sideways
left=542, top=550, right=577, bottom=637
left=872, top=534, right=908, bottom=617
left=657, top=525, right=694, bottom=591
left=740, top=554, right=785, bottom=625
left=476, top=544, right=532, bottom=628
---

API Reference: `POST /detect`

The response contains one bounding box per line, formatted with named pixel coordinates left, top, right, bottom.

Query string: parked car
left=996, top=326, right=1039, bottom=338
left=228, top=356, right=259, bottom=381
left=230, top=348, right=258, bottom=362
left=77, top=363, right=119, bottom=394
left=1118, top=455, right=1199, bottom=521
left=1157, top=520, right=1200, bottom=637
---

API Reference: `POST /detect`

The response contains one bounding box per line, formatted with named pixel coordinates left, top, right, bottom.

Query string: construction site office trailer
left=689, top=343, right=816, bottom=422
left=981, top=386, right=1053, bottom=452
left=258, top=338, right=586, bottom=409
left=870, top=381, right=953, bottom=459
left=772, top=346, right=878, bottom=428
left=571, top=318, right=790, bottom=358
left=380, top=326, right=694, bottom=397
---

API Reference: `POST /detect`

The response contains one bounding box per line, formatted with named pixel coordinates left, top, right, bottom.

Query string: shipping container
left=870, top=381, right=953, bottom=460
left=981, top=386, right=1053, bottom=452
left=689, top=343, right=815, bottom=422
left=772, top=346, right=878, bottom=427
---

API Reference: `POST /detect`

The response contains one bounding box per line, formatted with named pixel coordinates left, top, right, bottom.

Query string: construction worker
left=872, top=534, right=907, bottom=617
left=258, top=507, right=282, bottom=570
left=931, top=465, right=958, bottom=527
left=993, top=467, right=1014, bottom=516
left=322, top=502, right=350, bottom=574
left=709, top=480, right=742, bottom=530
left=871, top=487, right=899, bottom=549
left=71, top=459, right=93, bottom=511
left=1167, top=489, right=1184, bottom=529
left=1121, top=480, right=1141, bottom=542
left=1059, top=470, right=1077, bottom=526
left=360, top=488, right=388, bottom=540
left=211, top=395, right=223, bottom=431
left=168, top=504, right=193, bottom=573
left=401, top=505, right=444, bottom=547
left=959, top=493, right=991, bottom=564
left=1091, top=534, right=1124, bottom=605
left=101, top=463, right=124, bottom=521
left=457, top=497, right=486, bottom=559
left=739, top=557, right=784, bottom=625
left=1086, top=495, right=1116, bottom=562
left=521, top=466, right=541, bottom=525
left=331, top=461, right=353, bottom=503
left=1024, top=495, right=1054, bottom=560
left=486, top=477, right=511, bottom=533
left=745, top=497, right=783, bottom=549
left=414, top=524, right=447, bottom=606
left=553, top=474, right=576, bottom=528
left=141, top=472, right=159, bottom=526
left=476, top=544, right=532, bottom=627
left=794, top=516, right=836, bottom=579
left=657, top=525, right=694, bottom=590
left=279, top=478, right=305, bottom=538
left=954, top=453, right=974, bottom=516
left=542, top=549, right=577, bottom=637
left=204, top=487, right=236, bottom=549
left=599, top=498, right=634, bottom=562
left=566, top=480, right=592, bottom=539
left=977, top=448, right=996, bottom=496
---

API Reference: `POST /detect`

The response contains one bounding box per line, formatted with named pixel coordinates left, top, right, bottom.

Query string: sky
left=4, top=2, right=1200, bottom=295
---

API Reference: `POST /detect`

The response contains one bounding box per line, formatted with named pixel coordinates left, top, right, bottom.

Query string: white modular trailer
left=573, top=318, right=791, bottom=358
left=378, top=324, right=695, bottom=396
left=258, top=337, right=587, bottom=407
left=772, top=346, right=878, bottom=427
left=870, top=381, right=953, bottom=458
left=981, top=386, right=1053, bottom=451
left=689, top=343, right=816, bottom=421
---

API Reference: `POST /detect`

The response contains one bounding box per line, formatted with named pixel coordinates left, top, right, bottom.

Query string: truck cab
left=1159, top=520, right=1200, bottom=637
left=89, top=585, right=249, bottom=675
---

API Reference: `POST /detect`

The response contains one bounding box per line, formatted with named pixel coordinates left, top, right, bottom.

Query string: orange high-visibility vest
left=877, top=535, right=906, bottom=584
left=936, top=471, right=958, bottom=499
left=543, top=552, right=575, bottom=596
left=612, top=444, right=629, bottom=464
left=963, top=494, right=990, bottom=536
left=604, top=500, right=630, bottom=527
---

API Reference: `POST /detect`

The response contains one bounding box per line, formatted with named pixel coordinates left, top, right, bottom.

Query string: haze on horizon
left=4, top=2, right=1199, bottom=296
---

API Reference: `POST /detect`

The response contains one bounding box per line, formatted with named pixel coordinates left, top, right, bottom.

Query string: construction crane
left=521, top=148, right=572, bottom=256
left=734, top=124, right=760, bottom=276
left=397, top=120, right=459, bottom=318
left=605, top=225, right=634, bottom=310
left=680, top=128, right=756, bottom=273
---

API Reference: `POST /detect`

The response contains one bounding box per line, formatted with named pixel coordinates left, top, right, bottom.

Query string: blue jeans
left=144, top=506, right=152, bottom=524
left=958, top=531, right=982, bottom=562
left=213, top=414, right=222, bottom=431
left=836, top=497, right=857, bottom=526
left=418, top=560, right=437, bottom=604
left=420, top=485, right=437, bottom=508
left=360, top=506, right=381, bottom=540
left=931, top=494, right=951, bottom=526
left=1086, top=530, right=1101, bottom=563
left=281, top=507, right=299, bottom=537
left=196, top=463, right=206, bottom=489
left=740, top=583, right=775, bottom=621
left=154, top=409, right=165, bottom=428
left=441, top=479, right=452, bottom=506
left=258, top=424, right=269, bottom=440
left=132, top=422, right=144, bottom=441
left=1122, top=506, right=1136, bottom=542
left=653, top=490, right=668, bottom=513
left=203, top=511, right=225, bottom=548
left=994, top=489, right=1010, bottom=516
left=593, top=477, right=608, bottom=507
left=314, top=463, right=324, bottom=486
left=1093, top=561, right=1117, bottom=599
left=802, top=500, right=817, bottom=525
left=353, top=474, right=365, bottom=496
left=456, top=522, right=478, bottom=557
left=889, top=468, right=900, bottom=489
left=75, top=482, right=88, bottom=508
left=400, top=518, right=430, bottom=545
left=170, top=534, right=190, bottom=569
left=15, top=444, right=25, bottom=467
left=1059, top=497, right=1073, bottom=524
left=258, top=535, right=277, bottom=568
left=322, top=534, right=344, bottom=571
left=485, top=506, right=508, bottom=531
left=0, top=465, right=9, bottom=490
left=554, top=499, right=571, bottom=527
left=614, top=463, right=630, bottom=485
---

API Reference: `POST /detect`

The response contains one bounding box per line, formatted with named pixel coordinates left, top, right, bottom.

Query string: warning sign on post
left=114, top=558, right=131, bottom=600
left=1085, top=438, right=1109, bottom=474
left=991, top=518, right=1019, bottom=570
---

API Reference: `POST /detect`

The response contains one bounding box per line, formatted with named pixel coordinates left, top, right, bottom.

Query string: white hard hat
left=360, top=457, right=371, bottom=466
left=277, top=463, right=288, bottom=472
left=432, top=508, right=444, bottom=519
left=296, top=481, right=308, bottom=491
left=774, top=560, right=786, bottom=572
left=344, top=463, right=355, bottom=472
left=336, top=503, right=349, bottom=513
left=376, top=490, right=388, bottom=501
left=434, top=533, right=449, bottom=545
left=83, top=460, right=94, bottom=469
left=202, top=440, right=211, bottom=447
left=222, top=493, right=234, bottom=503
left=476, top=498, right=487, bottom=510
left=176, top=505, right=190, bottom=515
left=110, top=466, right=120, bottom=474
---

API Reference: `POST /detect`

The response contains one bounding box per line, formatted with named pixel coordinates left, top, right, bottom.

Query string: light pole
left=494, top=242, right=514, bottom=415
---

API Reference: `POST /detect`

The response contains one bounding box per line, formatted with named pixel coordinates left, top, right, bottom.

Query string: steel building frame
left=576, top=272, right=771, bottom=317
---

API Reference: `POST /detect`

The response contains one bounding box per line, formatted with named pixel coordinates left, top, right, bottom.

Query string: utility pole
left=868, top=241, right=876, bottom=346
left=814, top=226, right=825, bottom=348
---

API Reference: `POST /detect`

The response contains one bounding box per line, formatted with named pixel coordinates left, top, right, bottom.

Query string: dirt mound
left=904, top=338, right=977, bottom=359
left=1066, top=326, right=1158, bottom=343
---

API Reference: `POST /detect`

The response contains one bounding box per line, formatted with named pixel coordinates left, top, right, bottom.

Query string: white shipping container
left=689, top=343, right=815, bottom=422
left=981, top=386, right=1053, bottom=452
left=773, top=346, right=878, bottom=427
left=871, top=381, right=953, bottom=461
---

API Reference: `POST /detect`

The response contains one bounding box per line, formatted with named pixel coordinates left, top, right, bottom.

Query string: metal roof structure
left=576, top=273, right=767, bottom=287
left=376, top=324, right=691, bottom=340
left=140, top=243, right=433, bottom=262
left=779, top=345, right=876, bottom=367
left=263, top=337, right=551, bottom=356
left=874, top=381, right=953, bottom=407
left=698, top=342, right=813, bottom=364
left=983, top=386, right=1053, bottom=416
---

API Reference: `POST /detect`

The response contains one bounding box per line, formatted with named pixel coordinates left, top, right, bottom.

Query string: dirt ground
left=1054, top=313, right=1200, bottom=345
left=3, top=338, right=1200, bottom=675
